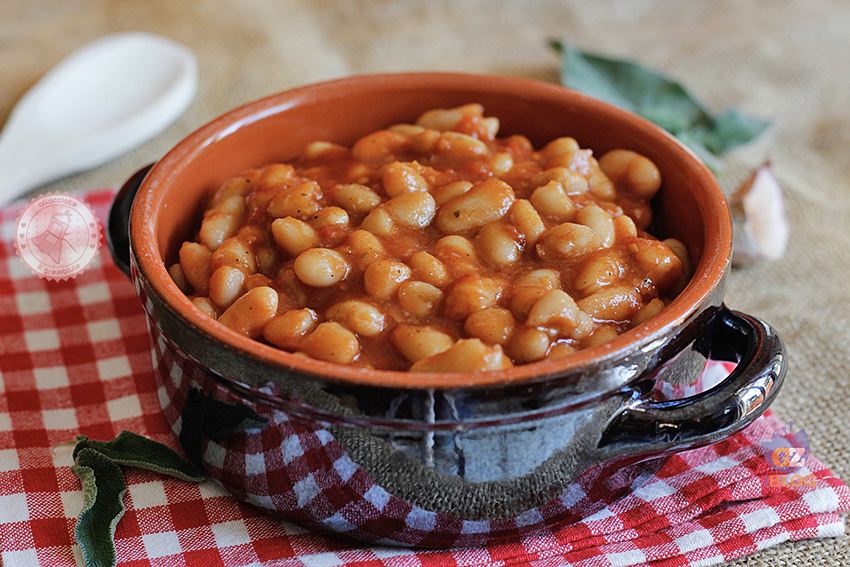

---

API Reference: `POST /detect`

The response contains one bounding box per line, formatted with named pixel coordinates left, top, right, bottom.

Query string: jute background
left=2, top=1, right=848, bottom=564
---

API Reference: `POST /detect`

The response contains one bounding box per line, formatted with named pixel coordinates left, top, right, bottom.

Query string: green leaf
left=674, top=130, right=725, bottom=172
left=72, top=448, right=127, bottom=567
left=549, top=40, right=768, bottom=157
left=701, top=108, right=769, bottom=155
left=74, top=430, right=205, bottom=482
left=69, top=431, right=207, bottom=567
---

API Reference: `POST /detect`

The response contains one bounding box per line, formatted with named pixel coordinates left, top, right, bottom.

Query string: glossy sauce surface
left=171, top=104, right=687, bottom=372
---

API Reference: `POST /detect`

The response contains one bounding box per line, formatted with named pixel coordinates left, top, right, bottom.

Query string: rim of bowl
left=131, top=72, right=731, bottom=390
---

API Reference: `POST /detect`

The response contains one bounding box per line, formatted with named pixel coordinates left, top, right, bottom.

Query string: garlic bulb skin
left=731, top=163, right=789, bottom=267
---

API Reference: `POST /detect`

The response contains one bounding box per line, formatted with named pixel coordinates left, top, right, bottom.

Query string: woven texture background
left=2, top=1, right=849, bottom=564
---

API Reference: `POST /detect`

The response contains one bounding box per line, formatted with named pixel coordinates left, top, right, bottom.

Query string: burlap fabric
left=3, top=0, right=848, bottom=563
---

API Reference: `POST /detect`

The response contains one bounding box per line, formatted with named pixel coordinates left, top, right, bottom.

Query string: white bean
left=217, top=286, right=278, bottom=338
left=536, top=222, right=598, bottom=260
left=300, top=322, right=360, bottom=363
left=303, top=141, right=347, bottom=160
left=392, top=325, right=455, bottom=363
left=508, top=200, right=546, bottom=247
left=598, top=149, right=662, bottom=200
left=509, top=269, right=561, bottom=319
left=435, top=179, right=515, bottom=234
left=410, top=339, right=513, bottom=373
left=585, top=325, right=621, bottom=348
left=199, top=209, right=242, bottom=251
left=360, top=207, right=396, bottom=237
left=409, top=251, right=450, bottom=288
left=347, top=230, right=387, bottom=268
left=416, top=103, right=484, bottom=131
left=326, top=300, right=386, bottom=337
left=576, top=205, right=615, bottom=249
left=530, top=180, right=575, bottom=220
left=576, top=285, right=641, bottom=322
left=431, top=181, right=473, bottom=206
left=573, top=252, right=624, bottom=295
left=383, top=162, right=430, bottom=197
left=168, top=263, right=190, bottom=294
left=383, top=191, right=437, bottom=228
left=538, top=137, right=580, bottom=161
left=387, top=123, right=427, bottom=137
left=293, top=248, right=349, bottom=287
left=331, top=183, right=383, bottom=214
left=271, top=217, right=320, bottom=256
left=256, top=163, right=296, bottom=191
left=533, top=167, right=588, bottom=194
left=192, top=297, right=217, bottom=319
left=443, top=276, right=503, bottom=320
left=546, top=148, right=594, bottom=176
left=487, top=152, right=514, bottom=176
left=179, top=242, right=212, bottom=295
left=464, top=308, right=516, bottom=346
left=433, top=235, right=478, bottom=278
left=397, top=281, right=443, bottom=317
left=267, top=180, right=322, bottom=220
left=475, top=222, right=523, bottom=267
left=263, top=308, right=319, bottom=349
left=211, top=237, right=256, bottom=274
left=350, top=130, right=406, bottom=164
left=311, top=206, right=349, bottom=229
left=209, top=265, right=246, bottom=309
left=364, top=259, right=412, bottom=301
left=526, top=289, right=581, bottom=335
left=507, top=327, right=551, bottom=363
left=628, top=239, right=685, bottom=293
left=664, top=238, right=691, bottom=281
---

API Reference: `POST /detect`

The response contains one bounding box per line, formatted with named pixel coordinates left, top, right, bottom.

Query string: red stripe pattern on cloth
left=0, top=188, right=847, bottom=566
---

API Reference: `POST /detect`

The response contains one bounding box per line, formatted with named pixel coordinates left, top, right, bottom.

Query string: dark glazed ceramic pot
left=108, top=73, right=785, bottom=547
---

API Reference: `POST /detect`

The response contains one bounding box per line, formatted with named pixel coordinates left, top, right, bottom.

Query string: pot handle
left=107, top=164, right=153, bottom=278
left=596, top=307, right=786, bottom=460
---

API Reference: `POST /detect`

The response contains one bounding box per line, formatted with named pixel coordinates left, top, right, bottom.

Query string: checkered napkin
left=0, top=188, right=848, bottom=567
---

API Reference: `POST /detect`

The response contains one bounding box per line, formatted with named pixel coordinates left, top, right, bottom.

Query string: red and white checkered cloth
left=0, top=188, right=848, bottom=567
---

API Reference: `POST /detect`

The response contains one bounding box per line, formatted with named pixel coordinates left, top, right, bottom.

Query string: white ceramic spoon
left=0, top=32, right=198, bottom=206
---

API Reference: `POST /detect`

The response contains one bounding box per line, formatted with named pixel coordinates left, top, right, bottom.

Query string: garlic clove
left=731, top=162, right=789, bottom=267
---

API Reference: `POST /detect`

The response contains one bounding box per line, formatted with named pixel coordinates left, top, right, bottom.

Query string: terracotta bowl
left=108, top=73, right=785, bottom=547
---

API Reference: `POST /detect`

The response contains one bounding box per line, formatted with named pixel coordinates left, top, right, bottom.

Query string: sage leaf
left=72, top=448, right=127, bottom=567
left=701, top=108, right=771, bottom=155
left=74, top=430, right=205, bottom=482
left=549, top=41, right=768, bottom=159
left=179, top=387, right=269, bottom=469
